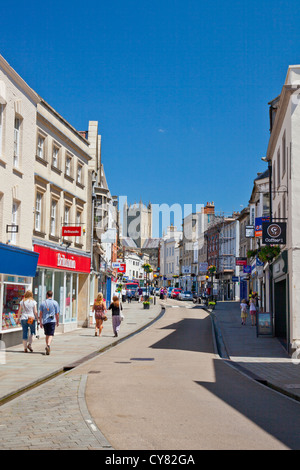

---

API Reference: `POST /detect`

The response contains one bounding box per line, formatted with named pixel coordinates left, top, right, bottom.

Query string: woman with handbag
left=17, top=290, right=38, bottom=353
left=92, top=292, right=107, bottom=337
left=108, top=295, right=123, bottom=337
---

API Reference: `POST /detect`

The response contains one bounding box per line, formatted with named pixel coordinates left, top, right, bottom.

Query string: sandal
left=27, top=344, right=33, bottom=352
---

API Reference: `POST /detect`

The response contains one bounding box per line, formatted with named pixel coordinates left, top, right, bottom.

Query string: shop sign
left=117, top=263, right=126, bottom=273
left=33, top=245, right=90, bottom=273
left=236, top=257, right=247, bottom=266
left=199, top=262, right=208, bottom=273
left=255, top=217, right=270, bottom=237
left=112, top=262, right=120, bottom=269
left=257, top=312, right=273, bottom=337
left=245, top=225, right=255, bottom=238
left=62, top=226, right=81, bottom=237
left=232, top=276, right=239, bottom=282
left=262, top=222, right=286, bottom=245
left=243, top=265, right=251, bottom=274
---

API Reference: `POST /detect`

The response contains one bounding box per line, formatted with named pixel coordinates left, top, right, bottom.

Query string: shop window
left=2, top=282, right=29, bottom=330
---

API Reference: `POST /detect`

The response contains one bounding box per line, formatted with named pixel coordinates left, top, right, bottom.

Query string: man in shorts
left=39, top=290, right=60, bottom=355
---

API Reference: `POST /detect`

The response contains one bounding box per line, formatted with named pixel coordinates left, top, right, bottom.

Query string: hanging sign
left=62, top=226, right=81, bottom=237
left=262, top=222, right=286, bottom=245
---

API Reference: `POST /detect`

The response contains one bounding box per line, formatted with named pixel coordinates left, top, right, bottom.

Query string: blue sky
left=2, top=0, right=300, bottom=224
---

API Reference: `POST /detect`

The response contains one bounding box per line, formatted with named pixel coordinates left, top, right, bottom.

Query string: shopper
left=138, top=287, right=143, bottom=303
left=249, top=295, right=257, bottom=326
left=109, top=295, right=123, bottom=337
left=39, top=290, right=60, bottom=355
left=121, top=287, right=126, bottom=303
left=240, top=298, right=248, bottom=326
left=17, top=290, right=38, bottom=353
left=92, top=292, right=107, bottom=337
left=127, top=289, right=132, bottom=303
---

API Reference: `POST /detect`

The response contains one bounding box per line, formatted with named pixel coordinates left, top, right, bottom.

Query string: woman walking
left=249, top=295, right=257, bottom=326
left=17, top=290, right=38, bottom=352
left=109, top=295, right=123, bottom=337
left=92, top=293, right=107, bottom=336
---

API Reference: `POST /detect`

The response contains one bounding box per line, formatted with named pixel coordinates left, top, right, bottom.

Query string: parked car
left=178, top=291, right=193, bottom=301
left=171, top=288, right=182, bottom=299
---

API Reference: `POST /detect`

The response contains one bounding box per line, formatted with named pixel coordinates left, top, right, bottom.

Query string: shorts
left=43, top=322, right=56, bottom=336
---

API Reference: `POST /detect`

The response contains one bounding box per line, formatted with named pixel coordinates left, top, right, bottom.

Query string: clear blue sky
left=2, top=0, right=300, bottom=221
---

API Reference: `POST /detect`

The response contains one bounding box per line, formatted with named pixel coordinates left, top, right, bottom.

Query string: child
left=240, top=299, right=248, bottom=326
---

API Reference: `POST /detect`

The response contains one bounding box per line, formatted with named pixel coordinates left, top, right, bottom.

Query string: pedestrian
left=249, top=295, right=257, bottom=326
left=92, top=292, right=107, bottom=337
left=163, top=287, right=167, bottom=300
left=109, top=295, right=123, bottom=337
left=240, top=298, right=248, bottom=326
left=39, top=290, right=60, bottom=355
left=127, top=289, right=132, bottom=303
left=121, top=287, right=126, bottom=303
left=17, top=290, right=38, bottom=353
left=138, top=287, right=143, bottom=303
left=160, top=288, right=164, bottom=300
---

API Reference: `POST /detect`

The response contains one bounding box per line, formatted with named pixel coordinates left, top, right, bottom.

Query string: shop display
left=2, top=284, right=26, bottom=330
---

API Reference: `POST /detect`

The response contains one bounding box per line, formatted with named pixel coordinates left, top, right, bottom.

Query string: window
left=282, top=133, right=286, bottom=175
left=277, top=149, right=280, bottom=187
left=14, top=117, right=20, bottom=167
left=50, top=200, right=57, bottom=236
left=37, top=135, right=45, bottom=159
left=65, top=154, right=72, bottom=178
left=77, top=164, right=83, bottom=184
left=64, top=205, right=70, bottom=225
left=0, top=104, right=3, bottom=156
left=35, top=193, right=42, bottom=232
left=52, top=145, right=59, bottom=168
left=75, top=211, right=81, bottom=244
left=11, top=202, right=18, bottom=244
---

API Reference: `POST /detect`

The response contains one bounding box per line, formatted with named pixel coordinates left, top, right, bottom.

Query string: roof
left=121, top=237, right=137, bottom=248
left=142, top=238, right=160, bottom=249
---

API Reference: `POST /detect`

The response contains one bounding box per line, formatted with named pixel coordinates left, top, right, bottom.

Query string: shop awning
left=0, top=243, right=39, bottom=277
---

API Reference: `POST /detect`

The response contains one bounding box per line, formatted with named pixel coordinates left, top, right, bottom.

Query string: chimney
left=204, top=202, right=215, bottom=215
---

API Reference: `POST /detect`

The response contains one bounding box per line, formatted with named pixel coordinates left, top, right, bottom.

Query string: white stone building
left=263, top=65, right=300, bottom=352
left=160, top=225, right=182, bottom=286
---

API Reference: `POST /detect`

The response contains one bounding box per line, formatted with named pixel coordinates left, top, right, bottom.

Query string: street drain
left=88, top=370, right=101, bottom=374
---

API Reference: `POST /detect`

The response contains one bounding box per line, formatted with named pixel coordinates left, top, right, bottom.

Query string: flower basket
left=143, top=301, right=150, bottom=309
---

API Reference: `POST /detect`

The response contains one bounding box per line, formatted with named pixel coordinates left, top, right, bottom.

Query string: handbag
left=27, top=317, right=34, bottom=325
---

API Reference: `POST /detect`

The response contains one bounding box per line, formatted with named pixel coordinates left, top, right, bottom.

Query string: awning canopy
left=0, top=243, right=39, bottom=277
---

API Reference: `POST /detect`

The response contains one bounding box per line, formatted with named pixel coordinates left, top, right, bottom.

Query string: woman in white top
left=17, top=290, right=38, bottom=353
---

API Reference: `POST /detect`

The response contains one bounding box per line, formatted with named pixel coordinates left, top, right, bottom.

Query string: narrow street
left=79, top=302, right=300, bottom=450
left=1, top=301, right=300, bottom=450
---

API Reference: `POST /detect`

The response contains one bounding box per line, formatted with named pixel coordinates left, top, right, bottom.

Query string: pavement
left=0, top=298, right=300, bottom=449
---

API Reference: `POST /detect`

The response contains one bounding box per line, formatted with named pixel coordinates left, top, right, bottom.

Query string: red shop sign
left=62, top=226, right=81, bottom=237
left=117, top=263, right=126, bottom=273
left=33, top=245, right=90, bottom=273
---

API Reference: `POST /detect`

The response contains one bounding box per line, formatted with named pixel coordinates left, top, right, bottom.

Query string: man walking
left=39, top=290, right=60, bottom=355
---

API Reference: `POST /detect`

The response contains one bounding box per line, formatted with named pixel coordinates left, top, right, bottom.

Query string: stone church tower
left=123, top=200, right=152, bottom=249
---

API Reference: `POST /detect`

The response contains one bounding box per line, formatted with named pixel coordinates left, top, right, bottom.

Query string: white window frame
left=0, top=104, right=3, bottom=156
left=50, top=200, right=57, bottom=236
left=52, top=145, right=59, bottom=168
left=65, top=155, right=72, bottom=177
left=14, top=117, right=20, bottom=168
left=11, top=202, right=18, bottom=244
left=77, top=164, right=82, bottom=184
left=37, top=135, right=45, bottom=159
left=35, top=193, right=42, bottom=232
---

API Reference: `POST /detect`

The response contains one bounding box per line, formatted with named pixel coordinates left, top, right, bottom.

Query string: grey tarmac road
left=72, top=304, right=300, bottom=450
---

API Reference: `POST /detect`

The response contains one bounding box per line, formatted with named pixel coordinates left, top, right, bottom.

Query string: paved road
left=1, top=300, right=300, bottom=450
left=76, top=303, right=300, bottom=450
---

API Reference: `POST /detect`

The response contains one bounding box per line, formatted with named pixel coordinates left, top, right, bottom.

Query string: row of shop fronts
left=0, top=241, right=114, bottom=347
